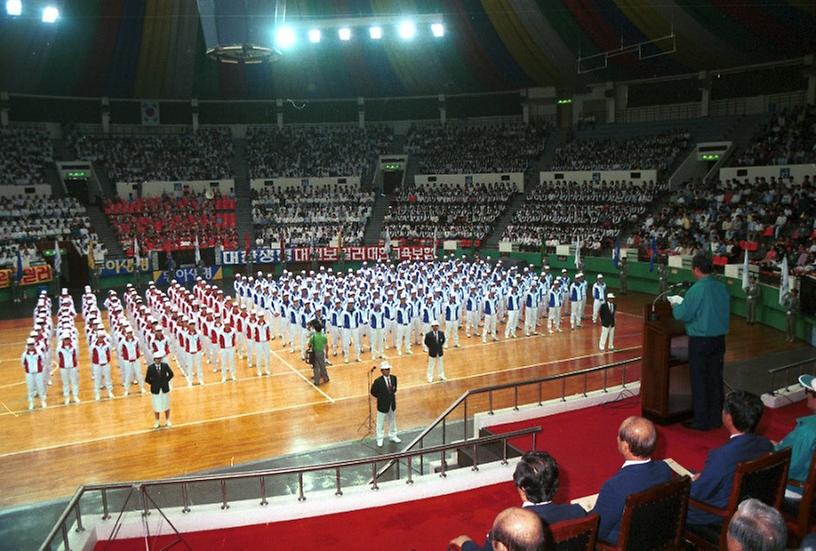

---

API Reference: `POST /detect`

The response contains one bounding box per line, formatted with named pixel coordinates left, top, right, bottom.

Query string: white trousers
left=395, top=324, right=412, bottom=355
left=188, top=352, right=204, bottom=383
left=255, top=341, right=270, bottom=374
left=466, top=311, right=478, bottom=336
left=330, top=325, right=342, bottom=355
left=370, top=328, right=385, bottom=359
left=279, top=317, right=289, bottom=342
left=92, top=364, right=113, bottom=394
left=270, top=315, right=281, bottom=339
left=427, top=356, right=445, bottom=382
left=342, top=328, right=361, bottom=361
left=121, top=360, right=145, bottom=391
left=505, top=310, right=520, bottom=337
left=220, top=348, right=236, bottom=379
left=592, top=300, right=604, bottom=323
left=237, top=333, right=247, bottom=359
left=524, top=307, right=538, bottom=335
left=25, top=372, right=46, bottom=406
left=288, top=322, right=299, bottom=350
left=548, top=307, right=562, bottom=332
left=412, top=317, right=423, bottom=344
left=599, top=326, right=616, bottom=350
left=444, top=319, right=459, bottom=347
left=297, top=327, right=308, bottom=359
left=59, top=368, right=79, bottom=400
left=376, top=409, right=397, bottom=441
left=245, top=338, right=255, bottom=367
left=482, top=314, right=497, bottom=342
left=384, top=320, right=395, bottom=349
left=570, top=301, right=581, bottom=328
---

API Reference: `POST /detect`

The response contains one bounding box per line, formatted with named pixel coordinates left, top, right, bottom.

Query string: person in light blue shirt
left=775, top=374, right=816, bottom=497
left=671, top=254, right=730, bottom=431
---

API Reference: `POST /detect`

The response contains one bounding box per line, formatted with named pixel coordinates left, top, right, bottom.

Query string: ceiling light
left=308, top=28, right=321, bottom=43
left=6, top=0, right=21, bottom=16
left=397, top=20, right=416, bottom=40
left=431, top=23, right=444, bottom=38
left=369, top=26, right=382, bottom=40
left=41, top=5, right=58, bottom=23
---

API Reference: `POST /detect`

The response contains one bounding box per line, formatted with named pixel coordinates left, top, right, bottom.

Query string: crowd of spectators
left=637, top=173, right=816, bottom=275
left=70, top=128, right=233, bottom=183
left=0, top=196, right=95, bottom=268
left=247, top=125, right=393, bottom=179
left=730, top=105, right=816, bottom=166
left=252, top=184, right=373, bottom=248
left=383, top=182, right=518, bottom=243
left=104, top=192, right=238, bottom=253
left=552, top=130, right=690, bottom=172
left=405, top=120, right=549, bottom=174
left=0, top=127, right=53, bottom=186
left=502, top=180, right=663, bottom=252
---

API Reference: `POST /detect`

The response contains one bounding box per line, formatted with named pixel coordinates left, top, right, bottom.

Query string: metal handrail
left=375, top=355, right=641, bottom=480
left=40, top=426, right=540, bottom=551
left=768, top=357, right=816, bottom=394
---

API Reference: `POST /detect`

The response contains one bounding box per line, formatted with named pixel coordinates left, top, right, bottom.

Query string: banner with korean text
left=221, top=246, right=436, bottom=265
left=0, top=265, right=52, bottom=288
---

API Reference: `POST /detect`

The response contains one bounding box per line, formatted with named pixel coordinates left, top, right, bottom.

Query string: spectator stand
left=0, top=125, right=54, bottom=187
left=729, top=105, right=816, bottom=167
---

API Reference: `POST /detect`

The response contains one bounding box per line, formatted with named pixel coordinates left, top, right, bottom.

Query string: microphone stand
left=649, top=283, right=688, bottom=321
left=357, top=364, right=376, bottom=436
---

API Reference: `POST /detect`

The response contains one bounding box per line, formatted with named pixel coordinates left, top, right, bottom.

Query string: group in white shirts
left=21, top=258, right=618, bottom=412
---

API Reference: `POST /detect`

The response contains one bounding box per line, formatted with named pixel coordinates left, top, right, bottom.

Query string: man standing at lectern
left=669, top=254, right=730, bottom=431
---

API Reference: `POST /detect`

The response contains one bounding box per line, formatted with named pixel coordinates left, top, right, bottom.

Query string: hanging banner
left=98, top=258, right=152, bottom=277
left=221, top=246, right=436, bottom=265
left=151, top=265, right=223, bottom=285
left=0, top=265, right=52, bottom=288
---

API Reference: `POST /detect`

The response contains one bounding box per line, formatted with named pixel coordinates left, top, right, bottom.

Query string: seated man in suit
left=687, top=390, right=774, bottom=527
left=513, top=451, right=586, bottom=524
left=449, top=507, right=549, bottom=551
left=774, top=374, right=816, bottom=498
left=726, top=498, right=786, bottom=551
left=591, top=416, right=673, bottom=544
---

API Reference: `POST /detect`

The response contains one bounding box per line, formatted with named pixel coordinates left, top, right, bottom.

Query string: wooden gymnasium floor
left=0, top=293, right=805, bottom=508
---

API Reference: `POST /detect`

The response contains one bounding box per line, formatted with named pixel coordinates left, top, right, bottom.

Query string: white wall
left=539, top=169, right=659, bottom=184
left=414, top=172, right=525, bottom=191
left=719, top=163, right=816, bottom=182
left=116, top=179, right=234, bottom=199
left=0, top=184, right=51, bottom=197
left=249, top=176, right=362, bottom=192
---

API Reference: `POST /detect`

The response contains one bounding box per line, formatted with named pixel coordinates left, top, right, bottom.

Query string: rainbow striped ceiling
left=0, top=0, right=813, bottom=100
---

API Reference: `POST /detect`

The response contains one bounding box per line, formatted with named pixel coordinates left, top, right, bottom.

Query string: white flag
left=779, top=256, right=789, bottom=305
left=383, top=228, right=392, bottom=257
left=741, top=249, right=750, bottom=291
left=53, top=239, right=61, bottom=274
left=574, top=236, right=582, bottom=268
left=140, top=100, right=160, bottom=126
left=133, top=238, right=140, bottom=271
left=433, top=227, right=438, bottom=252
left=194, top=235, right=201, bottom=265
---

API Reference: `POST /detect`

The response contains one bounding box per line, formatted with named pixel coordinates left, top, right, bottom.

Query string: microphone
left=650, top=281, right=691, bottom=320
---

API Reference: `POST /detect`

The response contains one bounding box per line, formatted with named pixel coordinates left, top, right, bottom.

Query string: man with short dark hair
left=449, top=507, right=549, bottom=551
left=591, top=416, right=673, bottom=543
left=726, top=498, right=786, bottom=551
left=670, top=253, right=730, bottom=431
left=513, top=451, right=586, bottom=524
left=687, top=391, right=773, bottom=527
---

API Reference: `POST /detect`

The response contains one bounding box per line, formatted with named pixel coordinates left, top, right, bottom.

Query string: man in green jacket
left=775, top=374, right=816, bottom=497
left=670, top=254, right=730, bottom=431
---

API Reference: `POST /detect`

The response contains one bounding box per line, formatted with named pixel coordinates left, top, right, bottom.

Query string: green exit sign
left=701, top=154, right=720, bottom=161
left=66, top=171, right=87, bottom=178
left=384, top=163, right=401, bottom=171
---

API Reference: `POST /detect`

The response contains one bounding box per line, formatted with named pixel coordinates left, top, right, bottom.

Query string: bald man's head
left=618, top=416, right=657, bottom=459
left=489, top=507, right=548, bottom=551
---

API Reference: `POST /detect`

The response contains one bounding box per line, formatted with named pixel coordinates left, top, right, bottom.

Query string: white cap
left=597, top=274, right=604, bottom=279
left=607, top=293, right=615, bottom=299
left=380, top=361, right=392, bottom=370
left=153, top=351, right=165, bottom=360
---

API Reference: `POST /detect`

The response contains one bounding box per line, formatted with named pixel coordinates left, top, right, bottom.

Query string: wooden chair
left=684, top=448, right=791, bottom=550
left=783, top=450, right=816, bottom=546
left=550, top=514, right=599, bottom=551
left=597, top=475, right=691, bottom=551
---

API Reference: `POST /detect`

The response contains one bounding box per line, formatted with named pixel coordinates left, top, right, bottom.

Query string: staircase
left=93, top=163, right=116, bottom=199
left=363, top=194, right=389, bottom=245
left=482, top=192, right=526, bottom=249
left=86, top=204, right=124, bottom=256
left=231, top=138, right=255, bottom=246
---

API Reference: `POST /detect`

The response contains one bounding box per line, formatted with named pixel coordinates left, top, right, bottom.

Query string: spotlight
left=274, top=26, right=296, bottom=49
left=308, top=28, right=321, bottom=43
left=397, top=20, right=416, bottom=40
left=41, top=5, right=58, bottom=23
left=431, top=23, right=445, bottom=38
left=338, top=27, right=351, bottom=41
left=6, top=0, right=21, bottom=16
left=369, top=26, right=382, bottom=40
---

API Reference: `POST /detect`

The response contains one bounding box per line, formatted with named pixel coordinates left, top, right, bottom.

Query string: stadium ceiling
left=0, top=0, right=813, bottom=100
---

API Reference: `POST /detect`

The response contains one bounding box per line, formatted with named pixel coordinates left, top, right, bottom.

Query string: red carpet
left=97, top=398, right=807, bottom=551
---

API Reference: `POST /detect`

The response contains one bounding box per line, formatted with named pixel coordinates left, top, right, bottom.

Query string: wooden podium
left=641, top=301, right=692, bottom=424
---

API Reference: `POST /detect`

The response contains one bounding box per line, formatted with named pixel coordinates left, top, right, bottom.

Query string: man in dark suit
left=513, top=451, right=586, bottom=524
left=370, top=361, right=400, bottom=448
left=145, top=351, right=174, bottom=429
left=687, top=391, right=774, bottom=527
left=598, top=293, right=616, bottom=352
left=425, top=319, right=446, bottom=383
left=591, top=416, right=673, bottom=544
left=449, top=507, right=549, bottom=551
